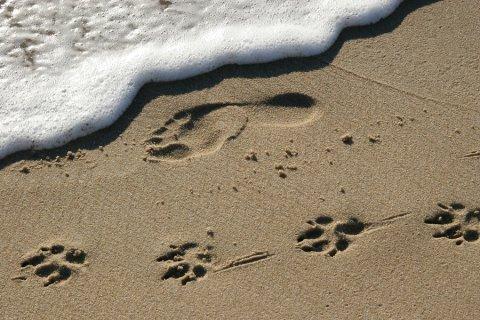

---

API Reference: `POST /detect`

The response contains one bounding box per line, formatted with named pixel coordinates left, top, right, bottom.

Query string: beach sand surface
left=0, top=0, right=479, bottom=319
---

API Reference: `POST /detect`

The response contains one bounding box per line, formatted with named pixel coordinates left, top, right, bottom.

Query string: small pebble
left=341, top=134, right=353, bottom=145
left=19, top=166, right=30, bottom=174
left=207, top=228, right=214, bottom=238
left=245, top=151, right=258, bottom=161
left=368, top=134, right=381, bottom=143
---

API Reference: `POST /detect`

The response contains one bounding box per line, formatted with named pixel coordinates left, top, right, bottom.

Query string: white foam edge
left=0, top=0, right=402, bottom=159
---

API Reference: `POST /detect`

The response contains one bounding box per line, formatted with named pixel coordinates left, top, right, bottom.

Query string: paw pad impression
left=424, top=202, right=480, bottom=245
left=16, top=243, right=87, bottom=287
left=296, top=215, right=367, bottom=257
left=156, top=241, right=214, bottom=285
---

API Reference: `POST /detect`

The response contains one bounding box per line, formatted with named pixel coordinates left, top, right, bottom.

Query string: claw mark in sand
left=377, top=212, right=412, bottom=224
left=325, top=62, right=480, bottom=115
left=215, top=251, right=274, bottom=273
left=462, top=151, right=480, bottom=159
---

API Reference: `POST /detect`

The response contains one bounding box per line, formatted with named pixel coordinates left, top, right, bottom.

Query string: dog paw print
left=424, top=202, right=480, bottom=245
left=296, top=216, right=367, bottom=257
left=156, top=242, right=214, bottom=285
left=15, top=244, right=87, bottom=287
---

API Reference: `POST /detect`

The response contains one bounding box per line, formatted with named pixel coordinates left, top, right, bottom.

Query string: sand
left=1, top=0, right=479, bottom=319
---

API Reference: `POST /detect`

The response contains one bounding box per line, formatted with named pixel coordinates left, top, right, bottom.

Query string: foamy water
left=0, top=0, right=402, bottom=159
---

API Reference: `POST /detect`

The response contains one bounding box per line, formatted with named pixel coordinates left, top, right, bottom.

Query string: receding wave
left=0, top=0, right=402, bottom=159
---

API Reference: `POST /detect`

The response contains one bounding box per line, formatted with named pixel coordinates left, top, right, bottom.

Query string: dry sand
left=1, top=0, right=479, bottom=319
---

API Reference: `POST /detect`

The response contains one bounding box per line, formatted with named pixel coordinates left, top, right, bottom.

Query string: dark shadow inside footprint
left=154, top=92, right=314, bottom=136
left=44, top=266, right=72, bottom=287
left=465, top=210, right=480, bottom=223
left=328, top=249, right=338, bottom=257
left=196, top=252, right=213, bottom=263
left=162, top=263, right=190, bottom=280
left=157, top=242, right=199, bottom=262
left=335, top=238, right=349, bottom=251
left=263, top=93, right=315, bottom=109
left=448, top=202, right=465, bottom=210
left=335, top=218, right=366, bottom=235
left=35, top=263, right=58, bottom=277
left=157, top=249, right=184, bottom=262
left=177, top=93, right=312, bottom=122
left=463, top=230, right=479, bottom=242
left=300, top=240, right=329, bottom=252
left=170, top=93, right=315, bottom=121
left=433, top=225, right=462, bottom=239
left=179, top=242, right=199, bottom=251
left=315, top=216, right=333, bottom=225
left=297, top=227, right=323, bottom=242
left=192, top=265, right=207, bottom=278
left=65, top=249, right=87, bottom=264
left=50, top=244, right=65, bottom=254
left=21, top=254, right=45, bottom=268
left=424, top=211, right=455, bottom=225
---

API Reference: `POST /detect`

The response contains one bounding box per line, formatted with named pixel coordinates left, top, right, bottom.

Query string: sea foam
left=0, top=0, right=402, bottom=159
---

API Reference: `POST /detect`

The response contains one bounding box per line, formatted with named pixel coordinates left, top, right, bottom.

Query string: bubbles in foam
left=0, top=0, right=402, bottom=159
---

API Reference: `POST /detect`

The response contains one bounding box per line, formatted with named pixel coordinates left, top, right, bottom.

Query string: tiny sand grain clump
left=19, top=166, right=30, bottom=174
left=341, top=133, right=353, bottom=145
left=368, top=134, right=381, bottom=143
left=285, top=149, right=298, bottom=158
left=245, top=151, right=258, bottom=161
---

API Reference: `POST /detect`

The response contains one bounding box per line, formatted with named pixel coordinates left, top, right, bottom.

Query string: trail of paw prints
left=144, top=93, right=317, bottom=161
left=13, top=243, right=87, bottom=287
left=156, top=242, right=214, bottom=285
left=424, top=202, right=480, bottom=245
left=296, top=216, right=368, bottom=257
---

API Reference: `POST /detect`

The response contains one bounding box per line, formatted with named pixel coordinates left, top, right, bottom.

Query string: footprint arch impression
left=424, top=202, right=480, bottom=245
left=145, top=92, right=317, bottom=161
